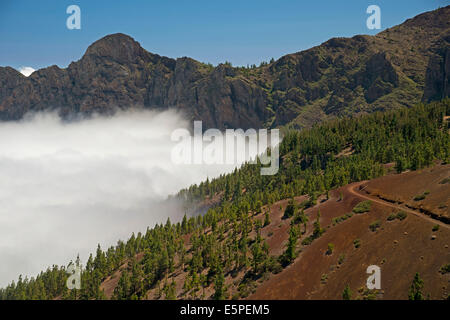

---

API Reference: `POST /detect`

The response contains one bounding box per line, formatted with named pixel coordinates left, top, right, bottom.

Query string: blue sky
left=0, top=0, right=447, bottom=71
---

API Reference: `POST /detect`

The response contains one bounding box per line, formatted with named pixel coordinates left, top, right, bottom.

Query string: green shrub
left=387, top=211, right=406, bottom=221
left=264, top=212, right=271, bottom=226
left=292, top=210, right=308, bottom=225
left=301, top=236, right=313, bottom=246
left=387, top=213, right=397, bottom=221
left=283, top=200, right=296, bottom=219
left=361, top=289, right=378, bottom=300
left=369, top=220, right=381, bottom=232
left=440, top=264, right=450, bottom=274
left=342, top=285, right=352, bottom=300
left=353, top=201, right=372, bottom=214
left=267, top=257, right=283, bottom=274
left=332, top=213, right=353, bottom=225
left=413, top=194, right=426, bottom=201
left=353, top=238, right=361, bottom=248
left=326, top=243, right=334, bottom=255
left=396, top=211, right=407, bottom=221
left=432, top=225, right=440, bottom=232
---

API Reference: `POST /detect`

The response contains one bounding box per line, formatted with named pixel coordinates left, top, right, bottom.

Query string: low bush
left=301, top=236, right=313, bottom=246
left=440, top=264, right=450, bottom=274
left=413, top=193, right=426, bottom=201
left=353, top=201, right=372, bottom=214
left=332, top=213, right=353, bottom=226
left=387, top=213, right=397, bottom=221
left=396, top=211, right=407, bottom=221
left=369, top=220, right=381, bottom=232
left=387, top=211, right=407, bottom=221
left=326, top=243, right=334, bottom=255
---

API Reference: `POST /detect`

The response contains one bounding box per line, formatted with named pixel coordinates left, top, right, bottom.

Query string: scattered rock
left=431, top=235, right=437, bottom=240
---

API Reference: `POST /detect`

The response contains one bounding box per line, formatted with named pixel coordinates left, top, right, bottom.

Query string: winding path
left=348, top=181, right=450, bottom=230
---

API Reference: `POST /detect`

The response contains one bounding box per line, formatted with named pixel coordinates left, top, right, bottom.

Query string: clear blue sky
left=0, top=0, right=447, bottom=71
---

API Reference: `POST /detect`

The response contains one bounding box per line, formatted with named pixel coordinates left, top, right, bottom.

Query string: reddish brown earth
left=98, top=164, right=450, bottom=300
left=249, top=164, right=450, bottom=300
left=363, top=165, right=450, bottom=223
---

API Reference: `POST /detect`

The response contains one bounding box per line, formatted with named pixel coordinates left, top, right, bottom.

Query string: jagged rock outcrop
left=424, top=43, right=450, bottom=101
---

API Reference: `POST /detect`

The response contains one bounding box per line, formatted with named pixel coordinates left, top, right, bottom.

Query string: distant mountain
left=0, top=6, right=449, bottom=129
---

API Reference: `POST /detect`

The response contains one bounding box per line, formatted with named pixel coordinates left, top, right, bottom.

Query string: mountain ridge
left=0, top=6, right=449, bottom=129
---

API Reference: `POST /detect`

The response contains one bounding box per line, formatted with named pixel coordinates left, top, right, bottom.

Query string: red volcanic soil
left=98, top=165, right=449, bottom=300
left=249, top=165, right=450, bottom=300
left=363, top=164, right=450, bottom=222
left=252, top=195, right=309, bottom=256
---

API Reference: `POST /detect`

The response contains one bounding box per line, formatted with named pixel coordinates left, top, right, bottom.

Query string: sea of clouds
left=0, top=110, right=257, bottom=287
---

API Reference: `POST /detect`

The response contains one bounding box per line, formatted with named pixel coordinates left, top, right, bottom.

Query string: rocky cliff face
left=0, top=6, right=449, bottom=129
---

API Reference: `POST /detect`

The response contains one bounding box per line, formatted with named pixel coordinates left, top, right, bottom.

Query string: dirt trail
left=348, top=181, right=450, bottom=230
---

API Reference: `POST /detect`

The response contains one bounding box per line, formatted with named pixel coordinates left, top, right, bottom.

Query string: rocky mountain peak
left=83, top=33, right=147, bottom=64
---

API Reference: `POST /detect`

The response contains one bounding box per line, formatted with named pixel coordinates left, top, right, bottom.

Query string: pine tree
left=251, top=241, right=263, bottom=275
left=181, top=213, right=188, bottom=234
left=165, top=280, right=177, bottom=300
left=213, top=265, right=225, bottom=300
left=408, top=273, right=424, bottom=300
left=312, top=211, right=324, bottom=239
left=342, top=284, right=352, bottom=300
left=114, top=271, right=131, bottom=300
left=284, top=225, right=299, bottom=264
left=264, top=211, right=271, bottom=227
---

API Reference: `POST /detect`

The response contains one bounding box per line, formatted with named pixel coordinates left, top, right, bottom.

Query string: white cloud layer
left=0, top=110, right=251, bottom=287
left=18, top=66, right=35, bottom=77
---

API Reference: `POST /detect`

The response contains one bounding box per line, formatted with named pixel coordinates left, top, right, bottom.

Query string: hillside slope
left=250, top=166, right=450, bottom=300
left=1, top=99, right=448, bottom=300
left=0, top=6, right=449, bottom=129
left=97, top=165, right=450, bottom=300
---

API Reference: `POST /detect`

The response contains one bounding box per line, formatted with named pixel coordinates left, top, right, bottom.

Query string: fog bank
left=0, top=110, right=250, bottom=287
